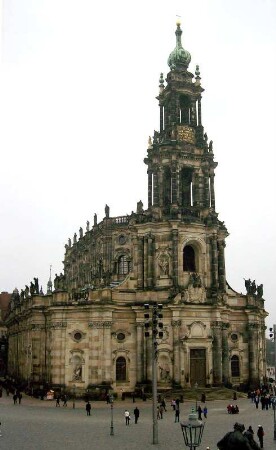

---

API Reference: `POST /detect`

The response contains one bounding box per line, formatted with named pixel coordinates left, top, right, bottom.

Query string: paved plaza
left=0, top=393, right=276, bottom=449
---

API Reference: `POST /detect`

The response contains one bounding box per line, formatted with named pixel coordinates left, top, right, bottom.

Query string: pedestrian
left=244, top=427, right=260, bottom=450
left=255, top=395, right=259, bottom=409
left=157, top=405, right=161, bottom=420
left=13, top=393, right=17, bottom=405
left=257, top=425, right=264, bottom=448
left=124, top=409, right=130, bottom=425
left=159, top=404, right=164, bottom=419
left=56, top=395, right=60, bottom=407
left=161, top=398, right=167, bottom=411
left=175, top=404, right=180, bottom=422
left=203, top=406, right=207, bottom=418
left=171, top=399, right=176, bottom=410
left=134, top=406, right=140, bottom=424
left=85, top=401, right=91, bottom=416
left=197, top=404, right=202, bottom=420
left=63, top=394, right=68, bottom=407
left=18, top=392, right=22, bottom=404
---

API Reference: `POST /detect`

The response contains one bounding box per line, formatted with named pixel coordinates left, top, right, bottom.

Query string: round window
left=74, top=332, right=82, bottom=341
left=117, top=332, right=126, bottom=342
left=231, top=333, right=238, bottom=342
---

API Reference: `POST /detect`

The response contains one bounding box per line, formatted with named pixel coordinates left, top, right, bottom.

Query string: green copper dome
left=167, top=23, right=191, bottom=70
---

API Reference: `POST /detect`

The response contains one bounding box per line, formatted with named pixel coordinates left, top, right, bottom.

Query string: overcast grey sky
left=0, top=0, right=275, bottom=323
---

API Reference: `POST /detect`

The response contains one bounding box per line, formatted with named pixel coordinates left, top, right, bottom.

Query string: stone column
left=198, top=169, right=204, bottom=207
left=147, top=235, right=154, bottom=288
left=212, top=321, right=222, bottom=385
left=197, top=97, right=202, bottom=126
left=210, top=172, right=216, bottom=209
left=218, top=240, right=226, bottom=291
left=136, top=323, right=144, bottom=383
left=221, top=323, right=230, bottom=384
left=171, top=163, right=178, bottom=205
left=137, top=237, right=144, bottom=289
left=211, top=235, right=218, bottom=289
left=172, top=229, right=179, bottom=288
left=143, top=236, right=148, bottom=289
left=103, top=321, right=112, bottom=383
left=172, top=320, right=181, bottom=384
left=158, top=168, right=164, bottom=207
left=148, top=170, right=153, bottom=207
left=153, top=170, right=159, bottom=206
left=204, top=170, right=210, bottom=208
left=248, top=323, right=259, bottom=386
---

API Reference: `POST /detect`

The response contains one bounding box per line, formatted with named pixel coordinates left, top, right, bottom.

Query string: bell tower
left=145, top=21, right=217, bottom=219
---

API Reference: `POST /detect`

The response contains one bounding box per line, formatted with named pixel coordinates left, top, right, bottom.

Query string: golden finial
left=176, top=15, right=181, bottom=26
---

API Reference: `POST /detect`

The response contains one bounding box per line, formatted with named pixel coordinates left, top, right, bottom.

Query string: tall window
left=231, top=355, right=240, bottom=377
left=116, top=356, right=126, bottom=381
left=118, top=255, right=129, bottom=275
left=183, top=245, right=196, bottom=272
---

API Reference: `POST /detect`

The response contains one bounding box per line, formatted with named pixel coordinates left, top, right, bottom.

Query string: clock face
left=177, top=125, right=195, bottom=144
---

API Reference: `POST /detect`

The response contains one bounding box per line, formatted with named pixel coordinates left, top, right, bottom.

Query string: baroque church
left=6, top=22, right=267, bottom=394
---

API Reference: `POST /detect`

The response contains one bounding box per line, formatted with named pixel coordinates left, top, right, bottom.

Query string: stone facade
left=5, top=23, right=267, bottom=394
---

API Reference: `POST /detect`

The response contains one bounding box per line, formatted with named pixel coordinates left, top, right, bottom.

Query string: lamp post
left=144, top=302, right=163, bottom=445
left=72, top=384, right=76, bottom=409
left=110, top=394, right=114, bottom=436
left=194, top=382, right=198, bottom=411
left=181, top=408, right=205, bottom=450
left=269, top=326, right=276, bottom=440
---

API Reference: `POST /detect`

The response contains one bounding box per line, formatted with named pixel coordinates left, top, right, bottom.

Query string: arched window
left=116, top=356, right=126, bottom=381
left=163, top=167, right=172, bottom=206
left=231, top=355, right=240, bottom=377
left=118, top=255, right=129, bottom=275
left=183, top=245, right=196, bottom=272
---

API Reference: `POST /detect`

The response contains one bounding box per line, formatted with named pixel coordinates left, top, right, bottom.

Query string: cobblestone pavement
left=0, top=393, right=275, bottom=449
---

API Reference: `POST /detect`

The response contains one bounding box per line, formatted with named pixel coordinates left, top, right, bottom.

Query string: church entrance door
left=190, top=349, right=206, bottom=386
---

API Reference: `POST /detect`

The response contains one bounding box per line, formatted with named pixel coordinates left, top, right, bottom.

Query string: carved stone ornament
left=88, top=321, right=112, bottom=329
left=182, top=285, right=206, bottom=303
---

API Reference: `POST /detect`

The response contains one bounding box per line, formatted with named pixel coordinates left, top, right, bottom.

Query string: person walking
left=124, top=409, right=130, bottom=425
left=159, top=404, right=164, bottom=419
left=18, top=392, right=22, bottom=404
left=13, top=393, right=17, bottom=405
left=85, top=401, right=91, bottom=416
left=174, top=403, right=180, bottom=422
left=134, top=407, right=140, bottom=424
left=197, top=404, right=202, bottom=420
left=56, top=395, right=60, bottom=407
left=257, top=425, right=264, bottom=448
left=203, top=406, right=208, bottom=418
left=63, top=394, right=68, bottom=407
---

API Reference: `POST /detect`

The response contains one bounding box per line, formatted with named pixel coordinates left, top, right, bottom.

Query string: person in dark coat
left=85, top=401, right=91, bottom=416
left=244, top=428, right=261, bottom=450
left=257, top=426, right=264, bottom=449
left=197, top=405, right=202, bottom=420
left=217, top=422, right=253, bottom=450
left=175, top=403, right=180, bottom=422
left=133, top=407, right=140, bottom=424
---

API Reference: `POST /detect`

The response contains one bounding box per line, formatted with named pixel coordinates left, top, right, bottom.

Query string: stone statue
left=68, top=238, right=72, bottom=247
left=244, top=278, right=251, bottom=294
left=73, top=364, right=82, bottom=381
left=251, top=280, right=256, bottom=295
left=79, top=227, right=83, bottom=239
left=73, top=233, right=77, bottom=244
left=34, top=277, right=39, bottom=294
left=94, top=213, right=97, bottom=226
left=189, top=272, right=202, bottom=288
left=257, top=284, right=263, bottom=298
left=148, top=136, right=152, bottom=147
left=159, top=255, right=169, bottom=276
left=105, top=204, right=110, bottom=218
left=30, top=282, right=35, bottom=296
left=25, top=285, right=30, bottom=298
left=86, top=221, right=90, bottom=232
left=217, top=422, right=254, bottom=450
left=54, top=274, right=59, bottom=290
left=209, top=140, right=213, bottom=152
left=20, top=289, right=25, bottom=300
left=136, top=200, right=144, bottom=214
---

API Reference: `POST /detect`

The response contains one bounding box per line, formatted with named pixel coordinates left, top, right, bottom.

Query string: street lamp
left=181, top=408, right=205, bottom=450
left=194, top=382, right=198, bottom=411
left=110, top=394, right=114, bottom=436
left=144, top=302, right=163, bottom=445
left=72, top=384, right=76, bottom=409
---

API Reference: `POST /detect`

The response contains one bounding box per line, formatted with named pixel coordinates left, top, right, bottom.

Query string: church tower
left=144, top=20, right=228, bottom=297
